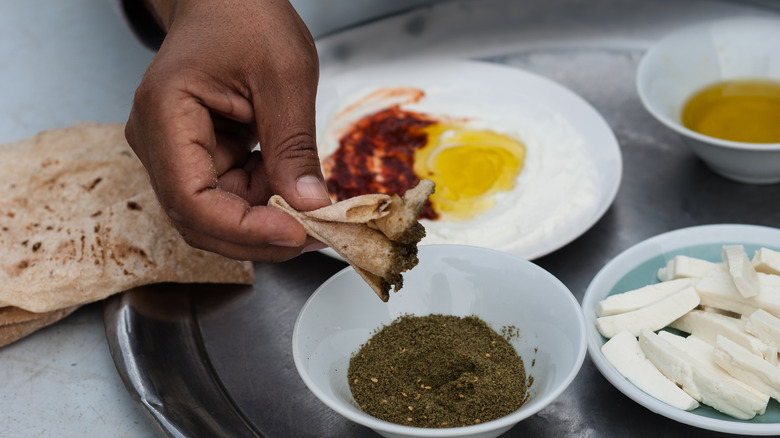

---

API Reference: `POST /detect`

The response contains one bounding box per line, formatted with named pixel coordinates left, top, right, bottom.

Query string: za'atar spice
left=347, top=314, right=527, bottom=428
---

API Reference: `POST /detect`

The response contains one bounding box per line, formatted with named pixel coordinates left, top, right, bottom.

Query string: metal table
left=104, top=0, right=780, bottom=436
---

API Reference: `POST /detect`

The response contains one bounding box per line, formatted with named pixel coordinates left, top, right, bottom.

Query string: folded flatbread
left=0, top=306, right=80, bottom=348
left=269, top=179, right=434, bottom=301
left=0, top=122, right=254, bottom=315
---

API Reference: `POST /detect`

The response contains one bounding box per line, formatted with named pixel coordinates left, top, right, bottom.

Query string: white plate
left=582, top=223, right=780, bottom=435
left=315, top=59, right=622, bottom=260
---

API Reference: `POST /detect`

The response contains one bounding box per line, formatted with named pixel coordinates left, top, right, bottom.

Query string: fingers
left=124, top=0, right=332, bottom=262
left=210, top=114, right=256, bottom=174
left=127, top=73, right=308, bottom=254
left=249, top=4, right=332, bottom=213
left=174, top=219, right=324, bottom=262
left=216, top=150, right=271, bottom=205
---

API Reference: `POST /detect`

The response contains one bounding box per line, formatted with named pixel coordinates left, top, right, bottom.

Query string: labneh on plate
left=315, top=59, right=622, bottom=260
left=583, top=224, right=780, bottom=435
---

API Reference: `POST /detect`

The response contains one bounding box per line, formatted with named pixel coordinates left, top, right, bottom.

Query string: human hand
left=125, top=0, right=331, bottom=262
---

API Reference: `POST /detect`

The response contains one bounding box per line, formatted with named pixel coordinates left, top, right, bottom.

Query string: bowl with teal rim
left=583, top=223, right=780, bottom=435
left=636, top=17, right=780, bottom=184
left=293, top=244, right=587, bottom=438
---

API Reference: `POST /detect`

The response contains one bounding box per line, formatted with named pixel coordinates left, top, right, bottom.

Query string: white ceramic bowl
left=293, top=244, right=587, bottom=438
left=636, top=17, right=780, bottom=184
left=583, top=224, right=780, bottom=435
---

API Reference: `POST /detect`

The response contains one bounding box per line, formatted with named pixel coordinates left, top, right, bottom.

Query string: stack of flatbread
left=270, top=179, right=434, bottom=302
left=0, top=122, right=254, bottom=347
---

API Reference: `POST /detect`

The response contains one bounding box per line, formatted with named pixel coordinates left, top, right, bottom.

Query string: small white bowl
left=292, top=244, right=586, bottom=438
left=636, top=17, right=780, bottom=184
left=583, top=224, right=780, bottom=435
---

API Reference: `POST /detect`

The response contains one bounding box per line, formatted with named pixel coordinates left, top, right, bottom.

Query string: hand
left=125, top=0, right=331, bottom=262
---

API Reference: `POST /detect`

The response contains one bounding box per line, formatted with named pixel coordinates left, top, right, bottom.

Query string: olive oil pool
left=347, top=314, right=528, bottom=428
left=681, top=78, right=780, bottom=144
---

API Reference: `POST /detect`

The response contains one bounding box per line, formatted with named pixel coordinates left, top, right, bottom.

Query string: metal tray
left=104, top=0, right=780, bottom=436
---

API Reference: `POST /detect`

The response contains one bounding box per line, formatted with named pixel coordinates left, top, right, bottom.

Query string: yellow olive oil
left=681, top=79, right=780, bottom=143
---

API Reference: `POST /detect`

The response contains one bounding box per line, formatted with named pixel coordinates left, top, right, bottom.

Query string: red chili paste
left=324, top=105, right=439, bottom=220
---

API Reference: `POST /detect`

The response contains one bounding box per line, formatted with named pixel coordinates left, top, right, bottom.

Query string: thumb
left=259, top=106, right=332, bottom=211
left=253, top=28, right=331, bottom=212
left=264, top=127, right=331, bottom=212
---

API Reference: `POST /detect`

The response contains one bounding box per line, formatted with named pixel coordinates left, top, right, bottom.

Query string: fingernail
left=302, top=241, right=327, bottom=253
left=270, top=240, right=299, bottom=248
left=296, top=175, right=330, bottom=200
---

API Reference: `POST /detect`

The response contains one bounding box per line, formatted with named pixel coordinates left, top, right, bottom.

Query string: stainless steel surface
left=104, top=285, right=263, bottom=438
left=105, top=0, right=780, bottom=436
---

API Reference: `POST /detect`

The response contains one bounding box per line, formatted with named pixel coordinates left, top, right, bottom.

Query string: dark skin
left=125, top=0, right=330, bottom=262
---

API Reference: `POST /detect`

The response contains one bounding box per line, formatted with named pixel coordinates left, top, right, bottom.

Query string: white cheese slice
left=753, top=248, right=780, bottom=275
left=722, top=245, right=759, bottom=298
left=669, top=309, right=775, bottom=360
left=657, top=255, right=720, bottom=282
left=596, top=286, right=700, bottom=338
left=714, top=335, right=780, bottom=402
left=642, top=329, right=768, bottom=419
left=638, top=329, right=699, bottom=400
left=658, top=331, right=710, bottom=352
left=757, top=273, right=780, bottom=315
left=695, top=266, right=754, bottom=315
left=596, top=278, right=693, bottom=317
left=601, top=330, right=699, bottom=411
left=745, top=309, right=780, bottom=350
left=660, top=332, right=770, bottom=413
left=695, top=266, right=780, bottom=317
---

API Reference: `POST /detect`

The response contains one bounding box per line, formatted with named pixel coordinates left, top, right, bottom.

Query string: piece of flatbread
left=0, top=306, right=80, bottom=348
left=269, top=179, right=434, bottom=301
left=0, top=306, right=78, bottom=326
left=0, top=122, right=254, bottom=314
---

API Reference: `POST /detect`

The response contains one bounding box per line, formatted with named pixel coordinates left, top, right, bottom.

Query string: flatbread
left=0, top=306, right=79, bottom=348
left=0, top=306, right=74, bottom=326
left=0, top=122, right=254, bottom=313
left=269, top=179, right=434, bottom=301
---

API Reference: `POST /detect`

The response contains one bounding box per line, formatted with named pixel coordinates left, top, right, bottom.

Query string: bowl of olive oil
left=637, top=17, right=780, bottom=184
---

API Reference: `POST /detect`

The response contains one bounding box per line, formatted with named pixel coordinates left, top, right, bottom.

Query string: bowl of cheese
left=636, top=17, right=780, bottom=184
left=583, top=224, right=780, bottom=435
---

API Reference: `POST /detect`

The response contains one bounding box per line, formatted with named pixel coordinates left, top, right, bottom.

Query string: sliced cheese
left=669, top=309, right=776, bottom=360
left=657, top=255, right=719, bottom=282
left=659, top=332, right=770, bottom=414
left=695, top=266, right=780, bottom=317
left=722, top=245, right=759, bottom=298
left=745, top=309, right=780, bottom=350
left=714, top=335, right=780, bottom=402
left=601, top=330, right=699, bottom=410
left=596, top=286, right=700, bottom=338
left=596, top=278, right=692, bottom=317
left=695, top=266, right=754, bottom=315
left=753, top=248, right=780, bottom=275
left=757, top=273, right=780, bottom=315
left=640, top=329, right=768, bottom=420
left=638, top=329, right=699, bottom=400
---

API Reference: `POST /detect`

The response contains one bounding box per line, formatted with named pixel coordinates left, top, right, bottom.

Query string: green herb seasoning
left=348, top=314, right=527, bottom=428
